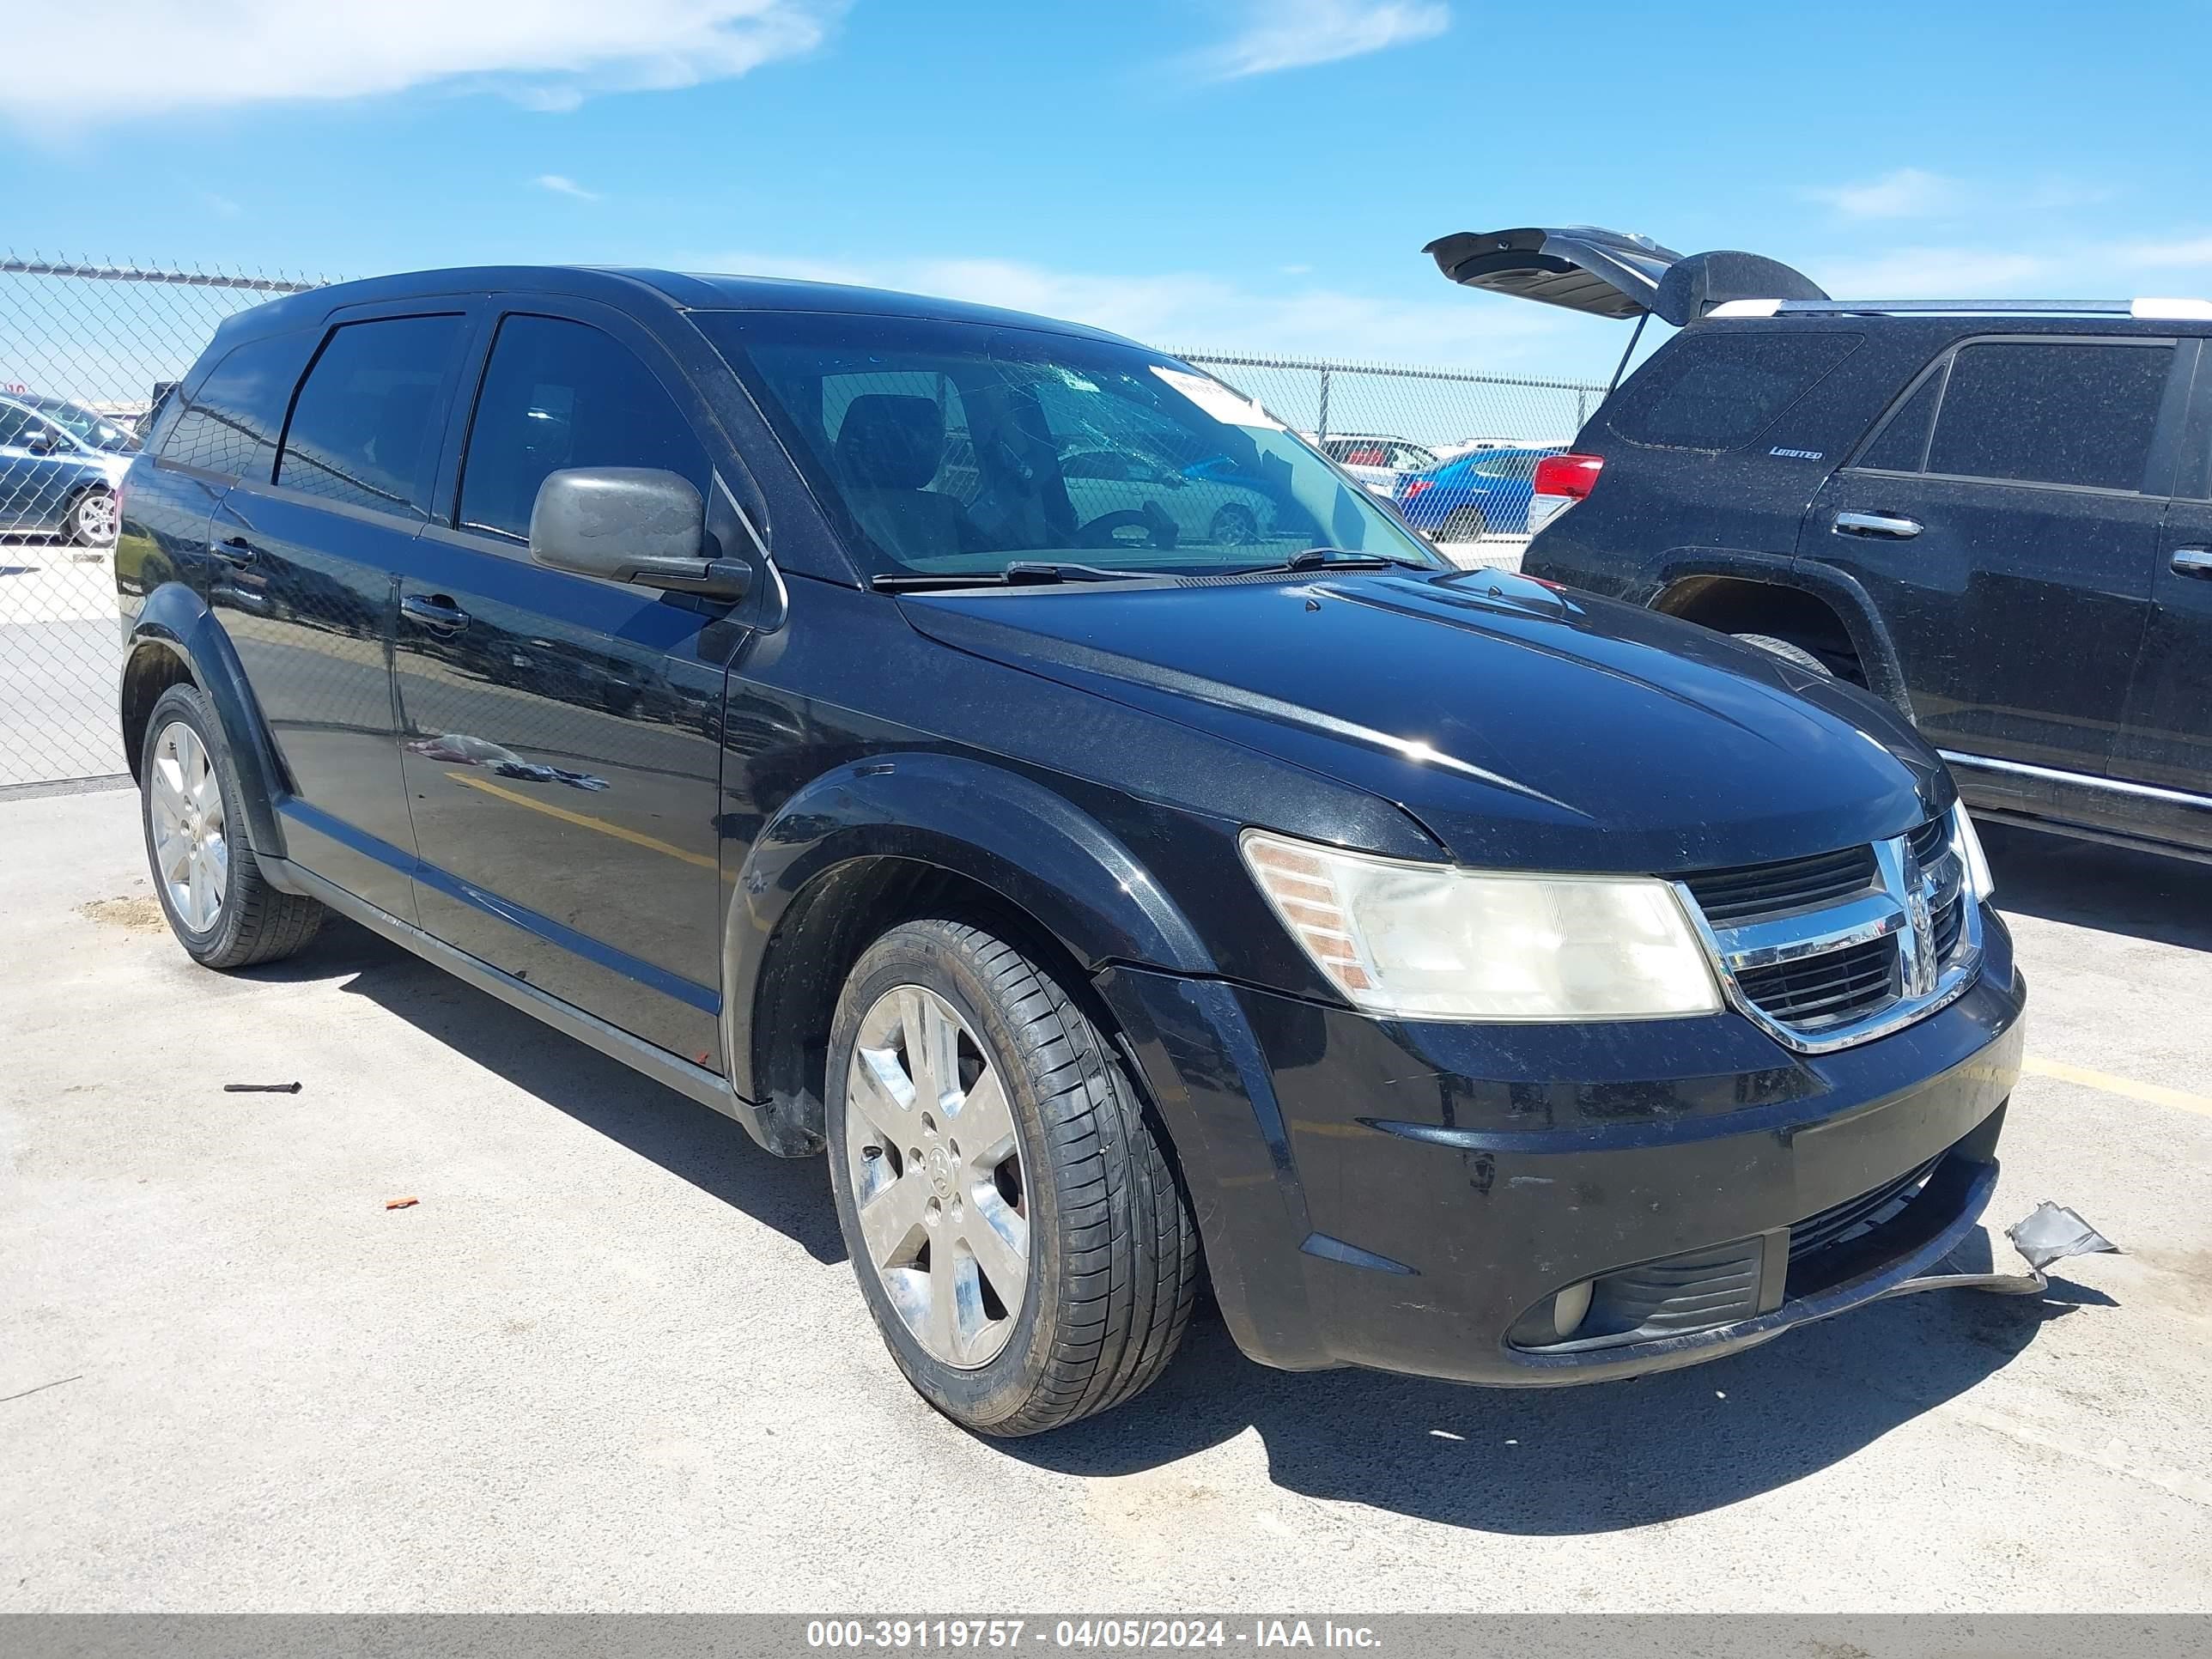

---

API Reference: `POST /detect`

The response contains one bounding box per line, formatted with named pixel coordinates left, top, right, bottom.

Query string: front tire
left=139, top=684, right=324, bottom=969
left=827, top=919, right=1198, bottom=1436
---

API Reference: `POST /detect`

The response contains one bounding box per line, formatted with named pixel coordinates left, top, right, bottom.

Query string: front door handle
left=400, top=593, right=471, bottom=633
left=2172, top=548, right=2212, bottom=580
left=1832, top=511, right=1923, bottom=539
left=214, top=535, right=258, bottom=566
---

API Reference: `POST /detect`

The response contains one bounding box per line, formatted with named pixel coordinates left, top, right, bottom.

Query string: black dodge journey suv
left=115, top=266, right=2024, bottom=1435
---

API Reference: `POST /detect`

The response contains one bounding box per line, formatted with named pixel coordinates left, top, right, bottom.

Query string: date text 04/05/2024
left=805, top=1619, right=1382, bottom=1649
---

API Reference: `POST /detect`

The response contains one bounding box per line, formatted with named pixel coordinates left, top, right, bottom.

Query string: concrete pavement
left=2, top=787, right=2208, bottom=1612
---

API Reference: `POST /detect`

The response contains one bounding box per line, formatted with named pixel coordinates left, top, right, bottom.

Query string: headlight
left=1949, top=800, right=1995, bottom=899
left=1240, top=830, right=1722, bottom=1022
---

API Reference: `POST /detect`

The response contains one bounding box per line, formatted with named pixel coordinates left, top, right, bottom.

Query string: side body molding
left=723, top=752, right=1219, bottom=1152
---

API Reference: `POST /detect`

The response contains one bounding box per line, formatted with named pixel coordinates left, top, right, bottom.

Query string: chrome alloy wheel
left=75, top=489, right=119, bottom=545
left=149, top=720, right=228, bottom=933
left=842, top=985, right=1030, bottom=1369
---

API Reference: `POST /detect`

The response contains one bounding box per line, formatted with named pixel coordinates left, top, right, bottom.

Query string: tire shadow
left=244, top=915, right=848, bottom=1264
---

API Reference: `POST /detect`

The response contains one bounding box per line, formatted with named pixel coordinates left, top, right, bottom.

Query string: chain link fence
left=2, top=257, right=325, bottom=787
left=1, top=253, right=1605, bottom=788
left=1179, top=352, right=1601, bottom=558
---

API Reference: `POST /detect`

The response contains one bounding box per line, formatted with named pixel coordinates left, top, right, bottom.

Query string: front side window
left=24, top=395, right=138, bottom=454
left=277, top=314, right=465, bottom=516
left=459, top=315, right=710, bottom=542
left=161, top=331, right=317, bottom=481
left=696, top=312, right=1439, bottom=577
left=1608, top=330, right=1862, bottom=451
left=1924, top=341, right=2172, bottom=491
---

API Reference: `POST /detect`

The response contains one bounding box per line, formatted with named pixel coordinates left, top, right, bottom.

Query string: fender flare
left=122, top=582, right=294, bottom=866
left=1645, top=547, right=1917, bottom=718
left=721, top=752, right=1218, bottom=1149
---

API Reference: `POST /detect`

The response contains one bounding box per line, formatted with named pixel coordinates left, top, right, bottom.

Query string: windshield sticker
left=1152, top=367, right=1285, bottom=430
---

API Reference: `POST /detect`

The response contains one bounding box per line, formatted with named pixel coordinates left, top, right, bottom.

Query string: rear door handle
left=400, top=593, right=471, bottom=633
left=2172, top=548, right=2212, bottom=580
left=214, top=535, right=258, bottom=566
left=1832, top=511, right=1923, bottom=539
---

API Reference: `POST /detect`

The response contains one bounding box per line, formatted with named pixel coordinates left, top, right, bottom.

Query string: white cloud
left=5, top=0, right=838, bottom=125
left=1189, top=0, right=1449, bottom=81
left=1817, top=246, right=2051, bottom=299
left=692, top=248, right=1576, bottom=370
left=535, top=173, right=600, bottom=201
left=1803, top=167, right=1961, bottom=220
left=2120, top=236, right=2212, bottom=269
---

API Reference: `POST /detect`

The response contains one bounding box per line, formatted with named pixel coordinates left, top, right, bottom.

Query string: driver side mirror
left=23, top=427, right=60, bottom=456
left=529, top=467, right=752, bottom=602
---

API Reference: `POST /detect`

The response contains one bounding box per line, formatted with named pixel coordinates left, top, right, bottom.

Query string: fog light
left=1553, top=1279, right=1593, bottom=1340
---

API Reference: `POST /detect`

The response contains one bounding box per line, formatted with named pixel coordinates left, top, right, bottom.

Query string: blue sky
left=9, top=0, right=2212, bottom=381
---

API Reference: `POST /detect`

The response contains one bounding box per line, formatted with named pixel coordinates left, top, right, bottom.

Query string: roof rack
left=1705, top=297, right=2212, bottom=321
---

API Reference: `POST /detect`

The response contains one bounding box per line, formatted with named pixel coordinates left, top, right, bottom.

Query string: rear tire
left=67, top=486, right=118, bottom=547
left=826, top=918, right=1198, bottom=1437
left=1440, top=505, right=1487, bottom=541
left=1208, top=503, right=1260, bottom=546
left=139, top=684, right=324, bottom=969
left=1729, top=632, right=1833, bottom=678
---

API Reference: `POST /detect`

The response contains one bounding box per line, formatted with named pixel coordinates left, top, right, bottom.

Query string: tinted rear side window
left=1608, top=331, right=1861, bottom=450
left=1856, top=368, right=1944, bottom=472
left=1925, top=341, right=2172, bottom=491
left=277, top=314, right=465, bottom=516
left=161, top=331, right=315, bottom=481
left=458, top=315, right=709, bottom=542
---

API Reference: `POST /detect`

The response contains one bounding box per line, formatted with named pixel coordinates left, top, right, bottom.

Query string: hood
left=900, top=569, right=1948, bottom=875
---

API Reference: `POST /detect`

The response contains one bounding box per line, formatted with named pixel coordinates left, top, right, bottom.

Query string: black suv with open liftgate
left=116, top=266, right=2022, bottom=1435
left=1430, top=224, right=2212, bottom=866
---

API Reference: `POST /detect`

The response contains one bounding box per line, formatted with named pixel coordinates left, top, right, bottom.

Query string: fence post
left=1316, top=367, right=1330, bottom=446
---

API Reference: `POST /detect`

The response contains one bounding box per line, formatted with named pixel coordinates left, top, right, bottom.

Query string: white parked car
left=1429, top=436, right=1564, bottom=464
left=1313, top=434, right=1438, bottom=497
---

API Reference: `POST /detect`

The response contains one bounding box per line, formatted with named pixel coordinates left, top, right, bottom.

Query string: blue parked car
left=1, top=392, right=137, bottom=544
left=1393, top=444, right=1562, bottom=542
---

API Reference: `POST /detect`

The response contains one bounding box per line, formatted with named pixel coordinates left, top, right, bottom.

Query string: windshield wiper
left=1224, top=547, right=1423, bottom=576
left=872, top=562, right=1156, bottom=592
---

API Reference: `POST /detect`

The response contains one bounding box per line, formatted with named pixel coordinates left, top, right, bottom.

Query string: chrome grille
left=1735, top=934, right=1894, bottom=1025
left=1675, top=814, right=1984, bottom=1054
left=1680, top=845, right=1875, bottom=925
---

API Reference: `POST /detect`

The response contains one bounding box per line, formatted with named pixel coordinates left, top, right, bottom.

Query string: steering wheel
left=1073, top=502, right=1178, bottom=551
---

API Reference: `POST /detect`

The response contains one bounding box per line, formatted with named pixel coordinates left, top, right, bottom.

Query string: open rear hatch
left=1425, top=226, right=1828, bottom=327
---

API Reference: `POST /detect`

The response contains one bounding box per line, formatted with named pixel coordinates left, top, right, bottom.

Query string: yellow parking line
left=2023, top=1055, right=2212, bottom=1119
left=445, top=771, right=720, bottom=872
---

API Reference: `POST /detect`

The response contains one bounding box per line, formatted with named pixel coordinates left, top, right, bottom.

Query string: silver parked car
left=0, top=393, right=137, bottom=544
left=1058, top=444, right=1279, bottom=547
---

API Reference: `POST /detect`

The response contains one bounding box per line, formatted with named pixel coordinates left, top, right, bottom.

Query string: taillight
left=1399, top=477, right=1432, bottom=501
left=1528, top=452, right=1603, bottom=535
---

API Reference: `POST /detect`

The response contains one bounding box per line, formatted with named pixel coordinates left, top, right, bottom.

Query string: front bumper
left=1099, top=910, right=2026, bottom=1388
